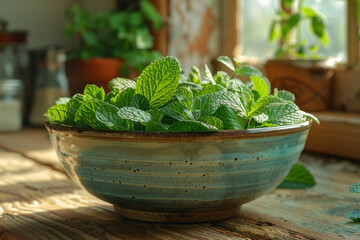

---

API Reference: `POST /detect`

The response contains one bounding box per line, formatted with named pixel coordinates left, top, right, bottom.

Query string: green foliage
left=46, top=55, right=319, bottom=133
left=64, top=1, right=163, bottom=75
left=268, top=1, right=329, bottom=59
left=277, top=163, right=316, bottom=189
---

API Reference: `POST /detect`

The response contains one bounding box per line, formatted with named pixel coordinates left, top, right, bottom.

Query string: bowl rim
left=45, top=120, right=312, bottom=142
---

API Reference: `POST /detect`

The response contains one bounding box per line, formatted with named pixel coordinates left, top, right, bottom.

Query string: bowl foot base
left=113, top=205, right=240, bottom=223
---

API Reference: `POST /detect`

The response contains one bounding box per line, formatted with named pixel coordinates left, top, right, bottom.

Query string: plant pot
left=65, top=58, right=126, bottom=95
left=45, top=121, right=312, bottom=223
left=265, top=59, right=335, bottom=111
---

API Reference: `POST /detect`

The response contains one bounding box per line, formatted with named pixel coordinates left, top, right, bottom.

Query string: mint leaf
left=214, top=105, right=246, bottom=130
left=108, top=77, right=136, bottom=92
left=95, top=104, right=130, bottom=130
left=131, top=94, right=150, bottom=111
left=253, top=113, right=269, bottom=123
left=135, top=56, right=180, bottom=108
left=204, top=64, right=216, bottom=85
left=278, top=163, right=316, bottom=189
left=299, top=111, right=320, bottom=124
left=270, top=111, right=307, bottom=126
left=55, top=97, right=70, bottom=105
left=235, top=65, right=262, bottom=77
left=193, top=84, right=225, bottom=98
left=217, top=56, right=235, bottom=71
left=84, top=84, right=105, bottom=100
left=250, top=76, right=270, bottom=97
left=214, top=71, right=230, bottom=87
left=45, top=104, right=74, bottom=125
left=200, top=116, right=224, bottom=130
left=68, top=94, right=85, bottom=117
left=218, top=92, right=247, bottom=117
left=161, top=101, right=194, bottom=121
left=117, top=107, right=152, bottom=123
left=229, top=84, right=254, bottom=113
left=249, top=96, right=287, bottom=116
left=175, top=87, right=193, bottom=110
left=107, top=88, right=135, bottom=108
left=145, top=110, right=164, bottom=131
left=168, top=120, right=218, bottom=132
left=278, top=90, right=295, bottom=102
left=350, top=182, right=360, bottom=193
left=75, top=100, right=108, bottom=129
left=346, top=209, right=360, bottom=222
left=194, top=92, right=223, bottom=117
left=178, top=82, right=202, bottom=91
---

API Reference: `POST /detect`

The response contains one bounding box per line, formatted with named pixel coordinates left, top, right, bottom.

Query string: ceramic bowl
left=46, top=121, right=312, bottom=223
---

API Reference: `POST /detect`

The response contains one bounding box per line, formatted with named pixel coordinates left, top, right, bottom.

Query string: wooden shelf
left=305, top=111, right=360, bottom=160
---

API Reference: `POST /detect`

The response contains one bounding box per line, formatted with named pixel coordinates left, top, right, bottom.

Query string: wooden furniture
left=0, top=128, right=359, bottom=239
left=305, top=111, right=360, bottom=160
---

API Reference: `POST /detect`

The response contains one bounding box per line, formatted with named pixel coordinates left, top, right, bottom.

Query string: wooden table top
left=0, top=128, right=359, bottom=240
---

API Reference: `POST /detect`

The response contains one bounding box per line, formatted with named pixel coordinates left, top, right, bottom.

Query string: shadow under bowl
left=46, top=121, right=312, bottom=223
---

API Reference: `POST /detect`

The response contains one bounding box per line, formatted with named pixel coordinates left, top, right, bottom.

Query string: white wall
left=0, top=0, right=115, bottom=49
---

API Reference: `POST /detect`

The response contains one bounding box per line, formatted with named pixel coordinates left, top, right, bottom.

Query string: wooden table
left=0, top=128, right=359, bottom=240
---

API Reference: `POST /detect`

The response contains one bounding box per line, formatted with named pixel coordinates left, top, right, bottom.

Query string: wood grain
left=1, top=128, right=360, bottom=239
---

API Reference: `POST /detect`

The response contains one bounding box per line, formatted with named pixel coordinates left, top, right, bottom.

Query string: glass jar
left=0, top=79, right=23, bottom=131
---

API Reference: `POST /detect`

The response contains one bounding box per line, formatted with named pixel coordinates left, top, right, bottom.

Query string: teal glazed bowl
left=46, top=121, right=312, bottom=223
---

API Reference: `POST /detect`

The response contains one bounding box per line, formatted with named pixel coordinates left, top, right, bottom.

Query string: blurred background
left=0, top=0, right=359, bottom=160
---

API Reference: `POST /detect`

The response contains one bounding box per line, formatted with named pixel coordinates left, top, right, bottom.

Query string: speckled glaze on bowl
left=46, top=121, right=312, bottom=223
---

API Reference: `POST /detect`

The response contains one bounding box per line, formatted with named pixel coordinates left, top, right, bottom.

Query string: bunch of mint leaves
left=346, top=182, right=360, bottom=222
left=45, top=56, right=318, bottom=189
left=45, top=56, right=319, bottom=131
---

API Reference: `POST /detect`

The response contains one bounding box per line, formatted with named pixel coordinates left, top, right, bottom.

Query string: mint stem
left=244, top=118, right=251, bottom=129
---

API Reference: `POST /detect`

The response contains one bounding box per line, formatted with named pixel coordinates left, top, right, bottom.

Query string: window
left=238, top=0, right=347, bottom=63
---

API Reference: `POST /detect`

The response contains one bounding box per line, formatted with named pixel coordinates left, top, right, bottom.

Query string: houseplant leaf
left=278, top=163, right=316, bottom=189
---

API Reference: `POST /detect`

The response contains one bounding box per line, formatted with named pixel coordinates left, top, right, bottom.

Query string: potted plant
left=265, top=0, right=335, bottom=111
left=64, top=1, right=163, bottom=95
left=44, top=56, right=318, bottom=223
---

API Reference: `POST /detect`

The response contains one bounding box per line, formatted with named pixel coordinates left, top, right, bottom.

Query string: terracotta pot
left=265, top=59, right=335, bottom=111
left=66, top=58, right=124, bottom=95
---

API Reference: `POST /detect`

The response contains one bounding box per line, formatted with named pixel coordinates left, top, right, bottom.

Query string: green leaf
left=68, top=94, right=85, bottom=117
left=55, top=97, right=70, bottom=105
left=346, top=209, right=360, bottom=222
left=302, top=6, right=317, bottom=17
left=108, top=78, right=136, bottom=93
left=139, top=0, right=163, bottom=30
left=131, top=94, right=150, bottom=111
left=204, top=64, right=216, bottom=85
left=193, top=84, right=226, bottom=98
left=218, top=91, right=247, bottom=117
left=214, top=71, right=230, bottom=87
left=194, top=92, right=224, bottom=117
left=75, top=100, right=108, bottom=129
left=320, top=30, right=329, bottom=47
left=161, top=101, right=194, bottom=121
left=178, top=82, right=202, bottom=91
left=278, top=90, right=295, bottom=102
left=282, top=13, right=302, bottom=37
left=135, top=56, right=180, bottom=108
left=135, top=28, right=153, bottom=50
left=278, top=163, right=316, bottom=189
left=200, top=116, right=224, bottom=130
left=189, top=72, right=201, bottom=85
left=216, top=56, right=235, bottom=71
left=214, top=105, right=246, bottom=130
left=311, top=15, right=324, bottom=38
left=168, top=120, right=218, bottom=132
left=235, top=65, right=262, bottom=77
left=284, top=0, right=294, bottom=8
left=45, top=104, right=74, bottom=125
left=82, top=31, right=97, bottom=46
left=145, top=110, right=164, bottom=131
left=84, top=84, right=105, bottom=100
left=253, top=113, right=269, bottom=124
left=117, top=107, right=151, bottom=123
left=175, top=87, right=193, bottom=109
left=250, top=76, right=270, bottom=97
left=299, top=111, right=320, bottom=124
left=95, top=104, right=130, bottom=130
left=271, top=111, right=307, bottom=126
left=268, top=20, right=281, bottom=42
left=112, top=88, right=136, bottom=108
left=350, top=182, right=360, bottom=193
